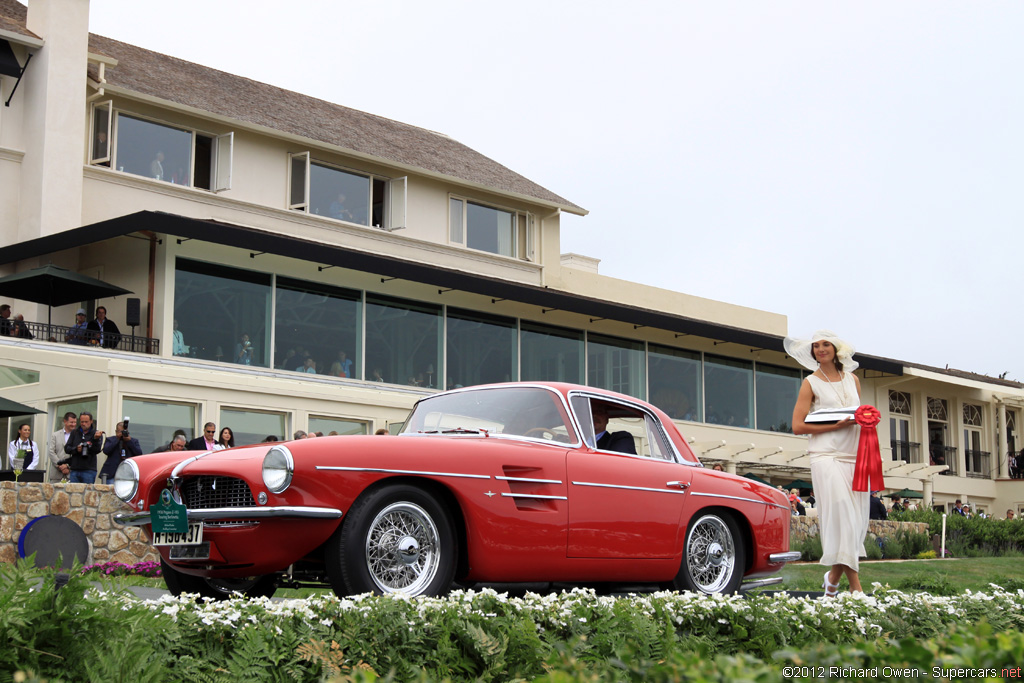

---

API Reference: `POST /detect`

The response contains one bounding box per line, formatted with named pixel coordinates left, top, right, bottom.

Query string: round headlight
left=262, top=446, right=294, bottom=494
left=113, top=459, right=139, bottom=501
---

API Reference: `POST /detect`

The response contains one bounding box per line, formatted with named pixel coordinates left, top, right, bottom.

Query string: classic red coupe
left=114, top=383, right=799, bottom=599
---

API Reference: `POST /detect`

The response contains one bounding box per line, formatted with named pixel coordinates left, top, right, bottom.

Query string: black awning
left=0, top=210, right=905, bottom=375
left=0, top=40, right=21, bottom=78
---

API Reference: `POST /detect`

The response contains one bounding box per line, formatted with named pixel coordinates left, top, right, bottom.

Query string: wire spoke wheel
left=365, top=501, right=441, bottom=594
left=684, top=514, right=738, bottom=593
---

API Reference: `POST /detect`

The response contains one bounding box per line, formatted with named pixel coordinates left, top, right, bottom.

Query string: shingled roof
left=0, top=0, right=582, bottom=212
left=89, top=35, right=583, bottom=213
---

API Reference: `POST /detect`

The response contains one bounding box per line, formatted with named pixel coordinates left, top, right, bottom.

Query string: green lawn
left=767, top=556, right=1023, bottom=594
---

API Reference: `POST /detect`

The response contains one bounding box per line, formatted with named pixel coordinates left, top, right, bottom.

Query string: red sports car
left=114, top=382, right=799, bottom=599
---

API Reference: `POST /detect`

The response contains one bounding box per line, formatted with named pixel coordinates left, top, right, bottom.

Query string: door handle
left=666, top=481, right=690, bottom=490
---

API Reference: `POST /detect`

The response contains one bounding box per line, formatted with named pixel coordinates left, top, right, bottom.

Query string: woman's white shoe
left=823, top=571, right=841, bottom=597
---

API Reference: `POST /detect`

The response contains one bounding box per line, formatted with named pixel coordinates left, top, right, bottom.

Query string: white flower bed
left=122, top=583, right=1024, bottom=637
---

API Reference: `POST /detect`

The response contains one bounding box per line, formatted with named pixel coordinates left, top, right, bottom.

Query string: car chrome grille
left=181, top=475, right=255, bottom=509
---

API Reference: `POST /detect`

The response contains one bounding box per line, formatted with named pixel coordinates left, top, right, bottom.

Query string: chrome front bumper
left=114, top=505, right=343, bottom=527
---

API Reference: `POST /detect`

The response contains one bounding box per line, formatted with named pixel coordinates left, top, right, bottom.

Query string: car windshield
left=402, top=386, right=577, bottom=443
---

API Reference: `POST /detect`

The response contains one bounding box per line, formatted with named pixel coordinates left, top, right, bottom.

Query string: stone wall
left=790, top=515, right=930, bottom=545
left=0, top=481, right=159, bottom=566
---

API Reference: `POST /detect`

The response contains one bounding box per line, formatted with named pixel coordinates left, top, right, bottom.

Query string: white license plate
left=152, top=523, right=204, bottom=546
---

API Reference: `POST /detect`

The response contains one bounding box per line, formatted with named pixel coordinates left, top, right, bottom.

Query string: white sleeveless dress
left=807, top=373, right=870, bottom=571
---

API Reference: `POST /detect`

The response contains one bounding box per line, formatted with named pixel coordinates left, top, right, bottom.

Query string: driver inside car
left=591, top=403, right=637, bottom=454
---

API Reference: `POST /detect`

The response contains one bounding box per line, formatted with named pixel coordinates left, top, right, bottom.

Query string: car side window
left=644, top=415, right=674, bottom=461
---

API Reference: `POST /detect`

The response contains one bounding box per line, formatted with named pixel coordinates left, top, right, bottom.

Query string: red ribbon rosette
left=852, top=405, right=884, bottom=492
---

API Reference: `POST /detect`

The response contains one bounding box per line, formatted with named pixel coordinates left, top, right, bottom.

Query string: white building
left=0, top=0, right=1020, bottom=517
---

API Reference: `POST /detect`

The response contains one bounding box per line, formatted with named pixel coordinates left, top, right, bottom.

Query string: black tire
left=671, top=511, right=745, bottom=594
left=160, top=558, right=278, bottom=600
left=326, top=484, right=457, bottom=597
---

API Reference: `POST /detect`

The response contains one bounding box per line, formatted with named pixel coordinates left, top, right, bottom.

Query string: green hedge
left=891, top=508, right=1024, bottom=556
left=4, top=559, right=1024, bottom=682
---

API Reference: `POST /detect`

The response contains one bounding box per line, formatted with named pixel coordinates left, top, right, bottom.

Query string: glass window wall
left=520, top=321, right=583, bottom=384
left=704, top=355, right=753, bottom=428
left=446, top=308, right=517, bottom=389
left=308, top=416, right=369, bottom=436
left=175, top=259, right=272, bottom=368
left=754, top=363, right=801, bottom=432
left=648, top=344, right=702, bottom=421
left=220, top=408, right=287, bottom=446
left=365, top=294, right=442, bottom=388
left=275, top=277, right=361, bottom=377
left=466, top=202, right=515, bottom=257
left=587, top=333, right=645, bottom=399
left=122, top=398, right=196, bottom=453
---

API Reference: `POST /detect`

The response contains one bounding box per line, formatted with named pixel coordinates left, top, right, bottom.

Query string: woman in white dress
left=785, top=330, right=869, bottom=596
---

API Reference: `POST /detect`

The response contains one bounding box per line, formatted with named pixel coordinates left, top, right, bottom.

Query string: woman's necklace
left=818, top=365, right=850, bottom=406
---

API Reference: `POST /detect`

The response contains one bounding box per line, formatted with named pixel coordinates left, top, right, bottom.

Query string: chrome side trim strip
left=689, top=491, right=789, bottom=510
left=494, top=476, right=563, bottom=484
left=740, top=577, right=784, bottom=591
left=316, top=465, right=490, bottom=480
left=571, top=481, right=688, bottom=495
left=114, top=505, right=343, bottom=527
left=500, top=493, right=568, bottom=500
left=769, top=551, right=803, bottom=564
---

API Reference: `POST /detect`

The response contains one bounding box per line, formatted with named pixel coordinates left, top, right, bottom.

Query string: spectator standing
left=214, top=427, right=235, bottom=450
left=67, top=309, right=89, bottom=345
left=60, top=411, right=104, bottom=483
left=7, top=423, right=40, bottom=470
left=187, top=423, right=218, bottom=451
left=953, top=499, right=968, bottom=516
left=100, top=421, right=142, bottom=483
left=172, top=319, right=189, bottom=356
left=11, top=314, right=33, bottom=339
left=1006, top=510, right=1016, bottom=520
left=86, top=306, right=121, bottom=349
left=869, top=491, right=888, bottom=520
left=47, top=412, right=76, bottom=481
left=0, top=304, right=11, bottom=336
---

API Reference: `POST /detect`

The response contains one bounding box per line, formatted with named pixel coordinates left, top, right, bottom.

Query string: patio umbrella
left=885, top=488, right=923, bottom=499
left=0, top=264, right=131, bottom=326
left=782, top=479, right=814, bottom=491
left=0, top=396, right=45, bottom=419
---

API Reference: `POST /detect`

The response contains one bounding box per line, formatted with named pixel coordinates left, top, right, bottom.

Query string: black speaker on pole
left=125, top=297, right=141, bottom=328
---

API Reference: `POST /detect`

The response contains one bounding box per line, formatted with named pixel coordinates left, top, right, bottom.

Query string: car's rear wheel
left=327, top=484, right=457, bottom=597
left=160, top=558, right=278, bottom=600
left=671, top=512, right=745, bottom=594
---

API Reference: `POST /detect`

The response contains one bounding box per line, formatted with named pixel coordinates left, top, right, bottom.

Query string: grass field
left=101, top=556, right=1023, bottom=598
left=767, top=555, right=1022, bottom=594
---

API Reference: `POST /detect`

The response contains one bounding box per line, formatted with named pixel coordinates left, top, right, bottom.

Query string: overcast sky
left=84, top=1, right=1024, bottom=380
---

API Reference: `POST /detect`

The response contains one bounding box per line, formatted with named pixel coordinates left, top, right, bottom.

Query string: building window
left=755, top=363, right=801, bottom=433
left=90, top=100, right=112, bottom=166
left=274, top=277, right=361, bottom=378
left=449, top=197, right=534, bottom=260
left=49, top=397, right=99, bottom=450
left=365, top=294, right=441, bottom=388
left=445, top=308, right=517, bottom=390
left=889, top=390, right=911, bottom=415
left=122, top=398, right=196, bottom=453
left=308, top=416, right=369, bottom=436
left=704, top=355, right=753, bottom=428
left=220, top=408, right=287, bottom=446
left=587, top=333, right=645, bottom=399
left=520, top=321, right=583, bottom=384
left=927, top=397, right=948, bottom=421
left=927, top=397, right=955, bottom=475
left=648, top=344, right=701, bottom=421
left=107, top=111, right=232, bottom=191
left=288, top=153, right=404, bottom=229
left=174, top=259, right=272, bottom=368
left=0, top=366, right=40, bottom=388
left=963, top=403, right=988, bottom=478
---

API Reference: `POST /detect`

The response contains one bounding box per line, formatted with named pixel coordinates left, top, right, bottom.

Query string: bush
left=797, top=534, right=822, bottom=561
left=916, top=550, right=937, bottom=559
left=890, top=508, right=1024, bottom=556
left=863, top=537, right=883, bottom=560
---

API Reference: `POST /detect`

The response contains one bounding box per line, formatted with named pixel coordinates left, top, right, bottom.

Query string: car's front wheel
left=326, top=484, right=457, bottom=597
left=160, top=558, right=278, bottom=600
left=671, top=512, right=745, bottom=594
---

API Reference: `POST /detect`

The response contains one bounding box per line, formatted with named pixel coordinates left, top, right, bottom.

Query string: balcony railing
left=964, top=449, right=991, bottom=479
left=936, top=445, right=959, bottom=476
left=1, top=320, right=160, bottom=355
left=890, top=440, right=922, bottom=465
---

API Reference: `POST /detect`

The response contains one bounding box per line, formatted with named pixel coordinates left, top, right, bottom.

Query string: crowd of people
left=0, top=303, right=122, bottom=348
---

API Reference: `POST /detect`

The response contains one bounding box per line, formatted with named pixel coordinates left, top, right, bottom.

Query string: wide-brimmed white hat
left=783, top=329, right=858, bottom=373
